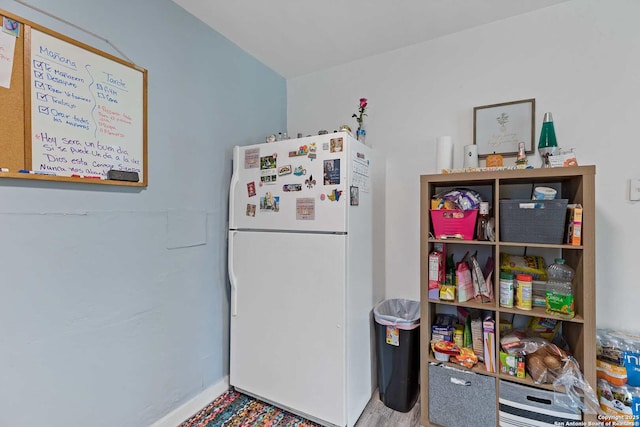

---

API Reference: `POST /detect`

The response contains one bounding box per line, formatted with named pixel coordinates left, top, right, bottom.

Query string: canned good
left=499, top=272, right=514, bottom=308
left=454, top=324, right=464, bottom=348
left=515, top=273, right=533, bottom=310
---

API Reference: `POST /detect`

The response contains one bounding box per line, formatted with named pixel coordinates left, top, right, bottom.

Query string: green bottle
left=538, top=112, right=558, bottom=167
left=446, top=254, right=455, bottom=286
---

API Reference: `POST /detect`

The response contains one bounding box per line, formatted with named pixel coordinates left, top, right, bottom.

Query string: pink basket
left=430, top=209, right=478, bottom=240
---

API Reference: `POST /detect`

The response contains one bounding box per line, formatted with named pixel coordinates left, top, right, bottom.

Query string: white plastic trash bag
left=373, top=299, right=420, bottom=330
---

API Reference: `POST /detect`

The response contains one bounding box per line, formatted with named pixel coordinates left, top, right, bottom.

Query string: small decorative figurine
left=515, top=142, right=528, bottom=165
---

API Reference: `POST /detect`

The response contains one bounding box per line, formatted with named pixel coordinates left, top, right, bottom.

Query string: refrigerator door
left=230, top=133, right=361, bottom=233
left=229, top=230, right=347, bottom=426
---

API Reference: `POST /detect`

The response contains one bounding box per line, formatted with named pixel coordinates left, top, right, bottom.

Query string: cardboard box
left=499, top=351, right=526, bottom=378
left=428, top=243, right=446, bottom=299
left=548, top=151, right=578, bottom=168
left=483, top=318, right=496, bottom=373
left=566, top=204, right=583, bottom=246
left=431, top=325, right=454, bottom=342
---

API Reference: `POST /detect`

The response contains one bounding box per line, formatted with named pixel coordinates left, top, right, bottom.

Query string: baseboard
left=149, top=376, right=229, bottom=427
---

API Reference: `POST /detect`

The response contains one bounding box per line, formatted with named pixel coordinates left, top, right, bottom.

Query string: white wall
left=288, top=0, right=640, bottom=330
left=0, top=1, right=286, bottom=426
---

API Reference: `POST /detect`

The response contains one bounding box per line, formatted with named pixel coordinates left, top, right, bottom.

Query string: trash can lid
left=373, top=299, right=420, bottom=330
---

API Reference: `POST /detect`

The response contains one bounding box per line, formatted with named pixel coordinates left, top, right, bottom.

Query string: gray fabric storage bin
left=428, top=364, right=496, bottom=426
left=499, top=199, right=568, bottom=244
left=499, top=380, right=581, bottom=426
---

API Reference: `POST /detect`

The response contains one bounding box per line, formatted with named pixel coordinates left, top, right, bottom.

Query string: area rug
left=179, top=389, right=322, bottom=427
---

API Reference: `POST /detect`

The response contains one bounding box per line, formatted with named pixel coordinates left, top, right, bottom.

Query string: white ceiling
left=172, top=0, right=571, bottom=79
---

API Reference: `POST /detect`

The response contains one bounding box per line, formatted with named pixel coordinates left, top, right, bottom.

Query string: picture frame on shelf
left=473, top=98, right=535, bottom=158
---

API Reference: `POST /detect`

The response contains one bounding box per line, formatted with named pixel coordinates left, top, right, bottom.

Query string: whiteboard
left=29, top=29, right=145, bottom=181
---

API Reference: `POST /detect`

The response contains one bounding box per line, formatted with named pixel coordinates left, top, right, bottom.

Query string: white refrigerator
left=228, top=132, right=373, bottom=427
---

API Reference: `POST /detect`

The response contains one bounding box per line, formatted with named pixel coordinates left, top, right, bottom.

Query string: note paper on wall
left=29, top=29, right=144, bottom=179
left=0, top=30, right=16, bottom=88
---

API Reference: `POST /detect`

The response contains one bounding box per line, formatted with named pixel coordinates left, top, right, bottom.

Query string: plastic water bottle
left=545, top=258, right=575, bottom=318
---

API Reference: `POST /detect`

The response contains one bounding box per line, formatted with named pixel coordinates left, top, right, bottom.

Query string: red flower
left=352, top=97, right=368, bottom=131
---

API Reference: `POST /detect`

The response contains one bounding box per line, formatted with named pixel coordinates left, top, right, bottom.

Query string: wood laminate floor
left=354, top=390, right=421, bottom=427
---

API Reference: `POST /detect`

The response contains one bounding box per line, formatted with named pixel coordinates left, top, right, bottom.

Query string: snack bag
left=470, top=253, right=494, bottom=302
left=500, top=253, right=548, bottom=281
left=456, top=255, right=474, bottom=303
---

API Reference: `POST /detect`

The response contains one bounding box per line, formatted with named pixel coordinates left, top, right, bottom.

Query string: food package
left=431, top=188, right=482, bottom=211
left=566, top=204, right=583, bottom=246
left=598, top=359, right=628, bottom=387
left=499, top=316, right=513, bottom=335
left=471, top=316, right=484, bottom=361
left=439, top=283, right=456, bottom=301
left=597, top=379, right=640, bottom=425
left=499, top=330, right=568, bottom=384
left=470, top=253, right=494, bottom=302
left=500, top=351, right=526, bottom=378
left=456, top=255, right=474, bottom=303
left=431, top=313, right=456, bottom=342
left=431, top=340, right=460, bottom=362
left=483, top=317, right=496, bottom=373
left=526, top=344, right=567, bottom=384
left=452, top=347, right=479, bottom=369
left=500, top=253, right=548, bottom=281
left=597, top=329, right=640, bottom=388
left=428, top=247, right=445, bottom=299
left=526, top=317, right=562, bottom=342
left=532, top=280, right=548, bottom=307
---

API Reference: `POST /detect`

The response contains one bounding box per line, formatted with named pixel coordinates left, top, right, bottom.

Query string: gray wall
left=0, top=1, right=286, bottom=426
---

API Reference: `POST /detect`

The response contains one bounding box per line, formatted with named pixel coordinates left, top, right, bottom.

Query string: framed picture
left=473, top=98, right=535, bottom=158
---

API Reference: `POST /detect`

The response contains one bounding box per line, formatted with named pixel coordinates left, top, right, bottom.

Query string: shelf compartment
left=496, top=305, right=585, bottom=324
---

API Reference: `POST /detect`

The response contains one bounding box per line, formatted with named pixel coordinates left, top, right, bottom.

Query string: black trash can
left=373, top=298, right=420, bottom=412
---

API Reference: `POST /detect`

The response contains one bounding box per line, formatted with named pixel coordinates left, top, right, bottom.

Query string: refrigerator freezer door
left=229, top=230, right=347, bottom=426
left=229, top=133, right=355, bottom=233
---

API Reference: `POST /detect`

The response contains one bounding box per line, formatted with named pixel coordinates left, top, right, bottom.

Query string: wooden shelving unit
left=419, top=166, right=596, bottom=426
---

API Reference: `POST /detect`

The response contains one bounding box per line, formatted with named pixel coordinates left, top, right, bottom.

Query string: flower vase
left=356, top=122, right=366, bottom=145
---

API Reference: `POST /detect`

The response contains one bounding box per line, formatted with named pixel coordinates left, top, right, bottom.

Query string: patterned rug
left=179, top=389, right=322, bottom=427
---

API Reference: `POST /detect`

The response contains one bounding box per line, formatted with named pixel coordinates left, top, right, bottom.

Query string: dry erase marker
left=19, top=169, right=56, bottom=176
left=0, top=168, right=9, bottom=172
left=72, top=174, right=102, bottom=179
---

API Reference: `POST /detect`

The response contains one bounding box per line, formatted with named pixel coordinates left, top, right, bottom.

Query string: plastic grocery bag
left=553, top=356, right=603, bottom=416
left=373, top=299, right=420, bottom=331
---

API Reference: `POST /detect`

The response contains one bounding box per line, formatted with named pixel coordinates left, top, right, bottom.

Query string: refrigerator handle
left=228, top=146, right=240, bottom=230
left=228, top=230, right=238, bottom=316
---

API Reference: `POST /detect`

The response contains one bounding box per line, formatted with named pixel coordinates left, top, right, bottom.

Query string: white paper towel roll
left=436, top=136, right=453, bottom=172
left=463, top=144, right=479, bottom=168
